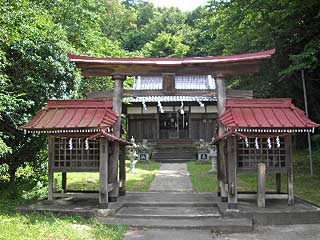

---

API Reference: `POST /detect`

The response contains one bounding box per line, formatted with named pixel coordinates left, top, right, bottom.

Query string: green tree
left=0, top=0, right=80, bottom=181
left=143, top=32, right=189, bottom=57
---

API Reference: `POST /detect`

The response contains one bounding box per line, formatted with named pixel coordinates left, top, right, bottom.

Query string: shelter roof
left=89, top=129, right=130, bottom=145
left=220, top=98, right=319, bottom=133
left=213, top=129, right=248, bottom=144
left=68, top=49, right=275, bottom=76
left=20, top=99, right=117, bottom=133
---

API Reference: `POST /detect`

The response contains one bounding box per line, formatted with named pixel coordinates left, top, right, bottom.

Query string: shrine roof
left=220, top=98, right=319, bottom=132
left=68, top=49, right=275, bottom=76
left=20, top=99, right=117, bottom=133
left=89, top=129, right=130, bottom=145
left=125, top=95, right=216, bottom=103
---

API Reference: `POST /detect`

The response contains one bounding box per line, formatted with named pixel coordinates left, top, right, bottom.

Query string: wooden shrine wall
left=127, top=113, right=217, bottom=142
left=190, top=113, right=217, bottom=141
left=128, top=114, right=158, bottom=141
left=52, top=137, right=100, bottom=172
left=236, top=136, right=287, bottom=172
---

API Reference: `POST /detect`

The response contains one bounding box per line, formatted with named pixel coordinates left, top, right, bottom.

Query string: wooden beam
left=285, top=135, right=294, bottom=205
left=109, top=75, right=125, bottom=202
left=227, top=136, right=238, bottom=209
left=87, top=89, right=252, bottom=100
left=276, top=173, right=281, bottom=193
left=238, top=193, right=288, bottom=200
left=119, top=144, right=126, bottom=196
left=226, top=89, right=253, bottom=99
left=216, top=74, right=228, bottom=201
left=257, top=163, right=266, bottom=208
left=78, top=60, right=264, bottom=77
left=62, top=172, right=67, bottom=193
left=48, top=136, right=54, bottom=201
left=99, top=138, right=109, bottom=208
left=87, top=90, right=216, bottom=99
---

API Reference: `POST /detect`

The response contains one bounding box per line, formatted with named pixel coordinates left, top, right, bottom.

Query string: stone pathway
left=148, top=163, right=193, bottom=192
left=124, top=224, right=320, bottom=240
left=124, top=163, right=320, bottom=240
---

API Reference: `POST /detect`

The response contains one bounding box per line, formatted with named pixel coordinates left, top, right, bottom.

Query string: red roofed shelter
left=20, top=99, right=129, bottom=208
left=216, top=99, right=319, bottom=209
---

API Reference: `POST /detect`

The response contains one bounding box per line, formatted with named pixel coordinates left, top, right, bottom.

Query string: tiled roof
left=132, top=75, right=215, bottom=90
left=220, top=99, right=319, bottom=132
left=20, top=100, right=117, bottom=132
left=125, top=95, right=216, bottom=103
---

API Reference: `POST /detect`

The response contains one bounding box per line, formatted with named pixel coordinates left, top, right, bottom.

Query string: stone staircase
left=97, top=192, right=252, bottom=233
left=151, top=142, right=197, bottom=163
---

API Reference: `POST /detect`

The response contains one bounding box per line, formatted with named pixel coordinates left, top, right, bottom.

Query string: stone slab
left=219, top=198, right=320, bottom=225
left=116, top=205, right=221, bottom=218
left=98, top=216, right=253, bottom=232
left=124, top=224, right=320, bottom=240
left=124, top=229, right=214, bottom=240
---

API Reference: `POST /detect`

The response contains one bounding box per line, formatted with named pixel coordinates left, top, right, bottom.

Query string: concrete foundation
left=17, top=192, right=320, bottom=230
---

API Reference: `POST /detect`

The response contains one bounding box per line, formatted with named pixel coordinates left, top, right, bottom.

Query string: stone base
left=197, top=152, right=209, bottom=162
left=108, top=197, right=117, bottom=202
left=138, top=153, right=150, bottom=162
left=96, top=208, right=113, bottom=217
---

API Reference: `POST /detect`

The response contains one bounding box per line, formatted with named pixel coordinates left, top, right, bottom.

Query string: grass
left=188, top=153, right=320, bottom=206
left=0, top=160, right=160, bottom=240
left=0, top=185, right=127, bottom=240
left=188, top=162, right=218, bottom=192
left=55, top=160, right=160, bottom=192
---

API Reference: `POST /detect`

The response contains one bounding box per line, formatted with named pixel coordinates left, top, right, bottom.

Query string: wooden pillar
left=109, top=75, right=125, bottom=202
left=62, top=172, right=67, bottom=193
left=188, top=107, right=192, bottom=140
left=48, top=136, right=54, bottom=201
left=99, top=138, right=109, bottom=208
left=176, top=110, right=179, bottom=138
left=257, top=163, right=266, bottom=208
left=285, top=135, right=294, bottom=205
left=216, top=74, right=227, bottom=201
left=227, top=136, right=238, bottom=209
left=276, top=173, right=281, bottom=193
left=119, top=144, right=126, bottom=196
left=156, top=113, right=160, bottom=140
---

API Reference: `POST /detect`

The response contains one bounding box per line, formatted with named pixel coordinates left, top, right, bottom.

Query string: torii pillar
left=215, top=74, right=228, bottom=202
left=109, top=74, right=126, bottom=201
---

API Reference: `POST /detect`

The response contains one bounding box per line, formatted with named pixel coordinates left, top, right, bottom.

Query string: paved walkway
left=148, top=163, right=193, bottom=192
left=125, top=224, right=320, bottom=240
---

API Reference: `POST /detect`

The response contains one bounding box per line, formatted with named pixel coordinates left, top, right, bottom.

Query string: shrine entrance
left=159, top=111, right=189, bottom=140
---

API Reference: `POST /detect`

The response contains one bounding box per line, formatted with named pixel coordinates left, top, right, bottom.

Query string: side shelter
left=216, top=98, right=319, bottom=209
left=20, top=99, right=129, bottom=208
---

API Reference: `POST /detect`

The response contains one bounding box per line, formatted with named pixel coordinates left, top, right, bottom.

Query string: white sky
left=146, top=0, right=208, bottom=12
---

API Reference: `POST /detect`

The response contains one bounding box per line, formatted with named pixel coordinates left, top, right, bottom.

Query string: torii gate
left=68, top=49, right=275, bottom=202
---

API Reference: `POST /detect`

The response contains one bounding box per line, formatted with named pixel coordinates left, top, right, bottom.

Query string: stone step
left=153, top=145, right=197, bottom=150
left=152, top=154, right=195, bottom=159
left=152, top=149, right=196, bottom=153
left=97, top=216, right=252, bottom=233
left=114, top=205, right=221, bottom=219
left=153, top=159, right=194, bottom=163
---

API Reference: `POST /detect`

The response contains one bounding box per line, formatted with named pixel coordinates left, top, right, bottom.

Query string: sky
left=146, top=0, right=208, bottom=12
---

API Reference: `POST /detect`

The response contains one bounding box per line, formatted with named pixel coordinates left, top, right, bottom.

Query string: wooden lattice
left=237, top=137, right=287, bottom=172
left=53, top=137, right=100, bottom=171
